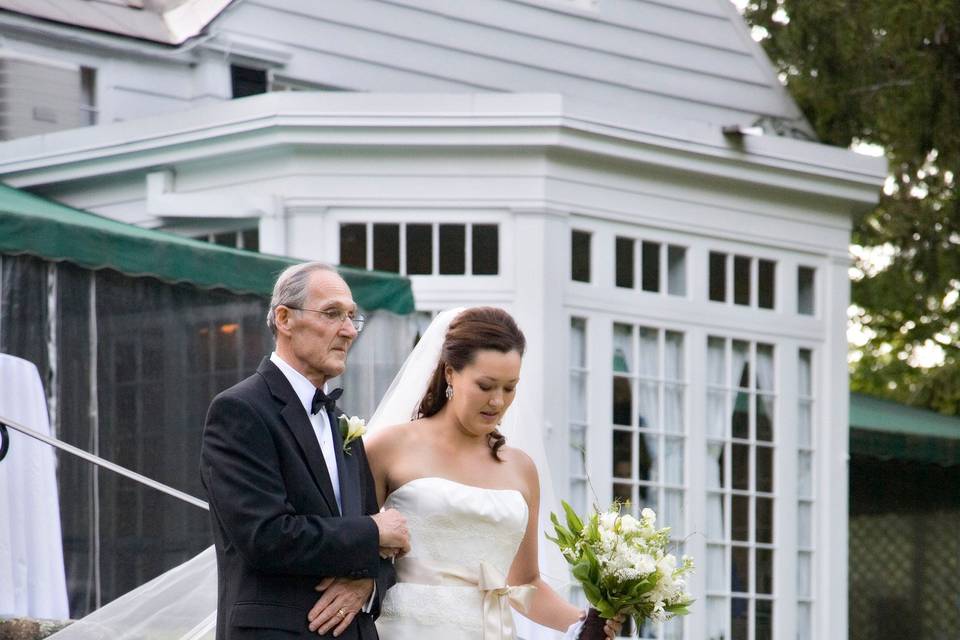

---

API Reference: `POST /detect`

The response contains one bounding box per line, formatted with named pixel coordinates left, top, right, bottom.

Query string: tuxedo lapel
left=258, top=359, right=341, bottom=516
left=329, top=408, right=361, bottom=516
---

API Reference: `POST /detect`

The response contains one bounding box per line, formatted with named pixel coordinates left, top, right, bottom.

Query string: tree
left=743, top=0, right=960, bottom=414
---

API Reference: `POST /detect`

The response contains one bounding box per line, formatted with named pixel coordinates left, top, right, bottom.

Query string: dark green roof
left=0, top=183, right=414, bottom=314
left=850, top=392, right=960, bottom=466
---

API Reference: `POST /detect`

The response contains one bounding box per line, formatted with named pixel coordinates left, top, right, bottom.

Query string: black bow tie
left=311, top=387, right=343, bottom=415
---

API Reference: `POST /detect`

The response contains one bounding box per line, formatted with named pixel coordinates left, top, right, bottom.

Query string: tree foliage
left=743, top=0, right=960, bottom=413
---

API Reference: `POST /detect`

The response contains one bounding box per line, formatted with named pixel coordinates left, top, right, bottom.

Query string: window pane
left=756, top=445, right=773, bottom=493
left=756, top=496, right=773, bottom=543
left=213, top=231, right=236, bottom=247
left=406, top=224, right=432, bottom=275
left=665, top=331, right=684, bottom=381
left=758, top=259, right=775, bottom=309
left=664, top=437, right=684, bottom=485
left=707, top=492, right=724, bottom=539
left=638, top=327, right=658, bottom=378
left=570, top=317, right=587, bottom=368
left=667, top=245, right=687, bottom=296
left=638, top=382, right=658, bottom=429
left=641, top=241, right=660, bottom=292
left=798, top=451, right=813, bottom=498
left=732, top=443, right=749, bottom=490
left=707, top=391, right=726, bottom=438
left=756, top=395, right=773, bottom=442
left=798, top=266, right=816, bottom=315
left=798, top=551, right=812, bottom=597
left=613, top=482, right=632, bottom=506
left=373, top=223, right=400, bottom=273
left=799, top=348, right=813, bottom=396
left=231, top=64, right=267, bottom=98
left=663, top=488, right=684, bottom=537
left=708, top=597, right=729, bottom=640
left=733, top=340, right=750, bottom=389
left=637, top=432, right=657, bottom=481
left=570, top=424, right=586, bottom=475
left=570, top=479, right=587, bottom=514
left=438, top=224, right=466, bottom=274
left=708, top=336, right=726, bottom=385
left=798, top=501, right=812, bottom=548
left=707, top=442, right=725, bottom=488
left=732, top=495, right=748, bottom=541
left=731, top=597, right=749, bottom=640
left=240, top=228, right=259, bottom=252
left=798, top=602, right=812, bottom=640
left=637, top=484, right=658, bottom=514
left=613, top=429, right=633, bottom=479
left=471, top=224, right=498, bottom=275
left=613, top=377, right=632, bottom=426
left=756, top=343, right=774, bottom=391
left=732, top=392, right=749, bottom=439
left=756, top=548, right=773, bottom=594
left=615, top=237, right=634, bottom=288
left=755, top=599, right=772, bottom=640
left=613, top=323, right=633, bottom=373
left=707, top=544, right=726, bottom=591
left=571, top=230, right=591, bottom=282
left=731, top=549, right=750, bottom=592
left=798, top=400, right=812, bottom=448
left=709, top=251, right=727, bottom=302
left=664, top=383, right=684, bottom=434
left=339, top=224, right=366, bottom=268
left=569, top=372, right=587, bottom=423
left=733, top=255, right=751, bottom=305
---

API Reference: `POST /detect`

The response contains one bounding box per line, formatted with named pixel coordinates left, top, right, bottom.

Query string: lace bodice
left=376, top=476, right=529, bottom=639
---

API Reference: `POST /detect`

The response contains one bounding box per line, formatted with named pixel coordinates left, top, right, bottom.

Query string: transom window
left=709, top=252, right=775, bottom=310
left=797, top=266, right=816, bottom=316
left=615, top=237, right=687, bottom=296
left=706, top=337, right=776, bottom=640
left=339, top=222, right=498, bottom=276
left=612, top=323, right=686, bottom=639
left=191, top=228, right=259, bottom=252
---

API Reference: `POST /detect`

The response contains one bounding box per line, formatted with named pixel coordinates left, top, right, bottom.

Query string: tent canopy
left=850, top=392, right=960, bottom=467
left=0, top=183, right=414, bottom=314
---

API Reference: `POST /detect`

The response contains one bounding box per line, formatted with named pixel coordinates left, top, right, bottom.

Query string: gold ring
left=336, top=608, right=346, bottom=619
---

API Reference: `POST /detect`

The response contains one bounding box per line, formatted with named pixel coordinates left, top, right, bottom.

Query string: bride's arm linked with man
left=200, top=262, right=622, bottom=640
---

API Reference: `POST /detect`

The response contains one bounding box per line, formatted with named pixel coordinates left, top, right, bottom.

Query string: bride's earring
left=445, top=385, right=454, bottom=400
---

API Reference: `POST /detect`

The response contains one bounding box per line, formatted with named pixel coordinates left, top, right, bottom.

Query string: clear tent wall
left=0, top=253, right=416, bottom=617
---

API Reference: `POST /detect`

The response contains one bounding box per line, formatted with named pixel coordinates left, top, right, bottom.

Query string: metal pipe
left=0, top=414, right=209, bottom=511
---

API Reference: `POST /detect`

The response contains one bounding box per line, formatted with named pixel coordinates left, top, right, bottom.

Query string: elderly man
left=201, top=262, right=407, bottom=640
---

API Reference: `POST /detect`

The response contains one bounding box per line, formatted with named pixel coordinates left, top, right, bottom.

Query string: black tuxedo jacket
left=200, top=358, right=394, bottom=640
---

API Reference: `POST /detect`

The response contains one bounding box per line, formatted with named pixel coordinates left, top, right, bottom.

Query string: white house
left=0, top=2, right=886, bottom=639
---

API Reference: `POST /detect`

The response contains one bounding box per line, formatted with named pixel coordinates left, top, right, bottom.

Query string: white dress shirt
left=270, top=352, right=342, bottom=513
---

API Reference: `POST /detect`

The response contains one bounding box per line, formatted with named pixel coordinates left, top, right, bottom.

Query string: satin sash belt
left=396, top=558, right=536, bottom=640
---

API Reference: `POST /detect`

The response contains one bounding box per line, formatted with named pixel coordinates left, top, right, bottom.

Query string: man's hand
left=371, top=508, right=410, bottom=556
left=307, top=577, right=374, bottom=636
left=603, top=612, right=626, bottom=639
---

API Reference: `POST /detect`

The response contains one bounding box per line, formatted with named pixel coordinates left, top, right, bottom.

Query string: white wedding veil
left=49, top=307, right=567, bottom=640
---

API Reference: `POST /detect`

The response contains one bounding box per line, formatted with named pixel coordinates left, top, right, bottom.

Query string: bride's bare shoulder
left=365, top=418, right=426, bottom=451
left=498, top=445, right=539, bottom=490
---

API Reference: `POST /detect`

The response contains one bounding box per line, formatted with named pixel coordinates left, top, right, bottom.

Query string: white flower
left=641, top=507, right=656, bottom=525
left=600, top=511, right=619, bottom=531
left=338, top=415, right=367, bottom=454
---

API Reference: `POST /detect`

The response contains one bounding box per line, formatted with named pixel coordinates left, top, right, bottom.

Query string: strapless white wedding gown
left=376, top=476, right=532, bottom=640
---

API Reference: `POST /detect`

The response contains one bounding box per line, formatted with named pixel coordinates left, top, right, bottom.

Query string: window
left=571, top=230, right=591, bottom=282
left=193, top=228, right=259, bottom=252
left=614, top=237, right=687, bottom=296
left=80, top=67, right=97, bottom=126
left=709, top=253, right=776, bottom=310
left=230, top=65, right=267, bottom=98
left=798, top=267, right=816, bottom=315
left=797, top=349, right=815, bottom=640
left=615, top=237, right=634, bottom=288
left=612, top=323, right=686, bottom=639
left=338, top=222, right=499, bottom=276
left=569, top=317, right=589, bottom=515
left=706, top=337, right=776, bottom=640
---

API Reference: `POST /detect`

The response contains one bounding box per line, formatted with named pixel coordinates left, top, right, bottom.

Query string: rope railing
left=0, top=414, right=209, bottom=511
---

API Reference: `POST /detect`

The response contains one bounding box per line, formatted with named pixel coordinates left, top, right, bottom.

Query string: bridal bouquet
left=547, top=502, right=694, bottom=638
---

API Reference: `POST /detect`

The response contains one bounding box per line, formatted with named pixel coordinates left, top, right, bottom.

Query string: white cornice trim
left=0, top=93, right=886, bottom=206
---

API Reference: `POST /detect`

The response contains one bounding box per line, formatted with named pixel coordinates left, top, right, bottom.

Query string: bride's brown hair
left=418, top=307, right=526, bottom=461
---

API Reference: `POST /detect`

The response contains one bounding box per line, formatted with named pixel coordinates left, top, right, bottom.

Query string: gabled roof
left=0, top=182, right=415, bottom=313
left=0, top=0, right=234, bottom=45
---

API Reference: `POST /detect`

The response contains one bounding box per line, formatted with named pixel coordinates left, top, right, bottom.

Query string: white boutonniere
left=338, top=415, right=367, bottom=455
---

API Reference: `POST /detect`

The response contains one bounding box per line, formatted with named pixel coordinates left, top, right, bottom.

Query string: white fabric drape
left=0, top=353, right=69, bottom=619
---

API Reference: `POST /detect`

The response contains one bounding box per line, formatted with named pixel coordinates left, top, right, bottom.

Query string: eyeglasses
left=286, top=306, right=365, bottom=332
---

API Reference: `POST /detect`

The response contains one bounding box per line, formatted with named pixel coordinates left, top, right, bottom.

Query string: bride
left=354, top=307, right=621, bottom=640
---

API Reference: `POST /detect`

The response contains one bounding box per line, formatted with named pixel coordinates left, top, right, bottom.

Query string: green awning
left=0, top=183, right=414, bottom=314
left=850, top=392, right=960, bottom=466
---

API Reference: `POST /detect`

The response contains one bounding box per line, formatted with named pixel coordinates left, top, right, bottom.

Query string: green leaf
left=562, top=500, right=584, bottom=535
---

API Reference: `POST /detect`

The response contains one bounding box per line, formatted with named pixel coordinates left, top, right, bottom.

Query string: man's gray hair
left=266, top=262, right=338, bottom=336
